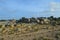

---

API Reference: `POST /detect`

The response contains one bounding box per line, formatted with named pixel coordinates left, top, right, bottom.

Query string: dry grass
left=0, top=23, right=60, bottom=40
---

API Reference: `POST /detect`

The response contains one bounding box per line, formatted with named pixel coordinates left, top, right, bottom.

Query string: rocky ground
left=0, top=23, right=60, bottom=40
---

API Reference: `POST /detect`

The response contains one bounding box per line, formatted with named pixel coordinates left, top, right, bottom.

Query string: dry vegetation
left=0, top=23, right=60, bottom=40
left=0, top=16, right=60, bottom=40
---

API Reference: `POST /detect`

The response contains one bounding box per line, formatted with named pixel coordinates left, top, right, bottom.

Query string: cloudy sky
left=0, top=0, right=60, bottom=19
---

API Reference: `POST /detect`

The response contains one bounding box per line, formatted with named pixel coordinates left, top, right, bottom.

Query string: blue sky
left=0, top=0, right=60, bottom=19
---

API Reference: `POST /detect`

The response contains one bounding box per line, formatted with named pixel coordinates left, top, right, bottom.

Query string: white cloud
left=50, top=2, right=60, bottom=16
left=50, top=2, right=60, bottom=11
